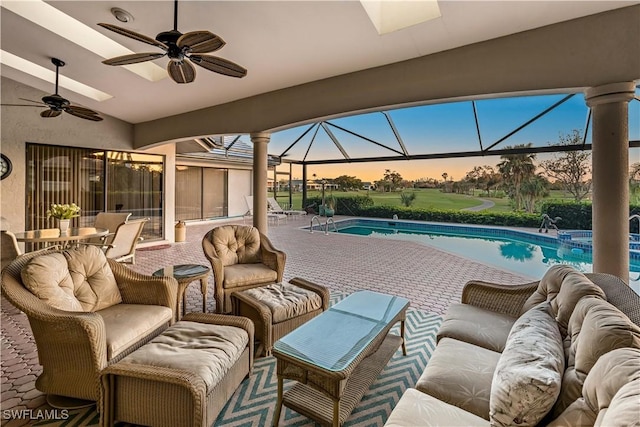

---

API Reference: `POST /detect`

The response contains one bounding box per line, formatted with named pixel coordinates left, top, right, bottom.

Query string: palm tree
left=521, top=174, right=550, bottom=213
left=498, top=143, right=537, bottom=211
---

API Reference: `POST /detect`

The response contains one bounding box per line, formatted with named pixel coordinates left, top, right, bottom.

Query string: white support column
left=251, top=132, right=271, bottom=234
left=585, top=82, right=635, bottom=282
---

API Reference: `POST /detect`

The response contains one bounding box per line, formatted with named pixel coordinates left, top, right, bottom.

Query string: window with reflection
left=26, top=144, right=164, bottom=241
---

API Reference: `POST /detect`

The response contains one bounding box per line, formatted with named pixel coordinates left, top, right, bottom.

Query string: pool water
left=330, top=219, right=640, bottom=293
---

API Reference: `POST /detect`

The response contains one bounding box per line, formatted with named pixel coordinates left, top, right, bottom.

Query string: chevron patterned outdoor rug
left=34, top=294, right=441, bottom=427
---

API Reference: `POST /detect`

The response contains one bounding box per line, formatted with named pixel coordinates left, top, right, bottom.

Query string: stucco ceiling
left=1, top=1, right=637, bottom=125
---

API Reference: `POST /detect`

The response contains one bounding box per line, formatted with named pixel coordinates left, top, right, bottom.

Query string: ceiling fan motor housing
left=156, top=30, right=182, bottom=45
left=41, top=94, right=70, bottom=110
left=156, top=30, right=187, bottom=60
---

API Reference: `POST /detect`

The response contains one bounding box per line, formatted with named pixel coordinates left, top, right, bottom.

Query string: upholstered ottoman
left=99, top=313, right=254, bottom=427
left=231, top=278, right=330, bottom=356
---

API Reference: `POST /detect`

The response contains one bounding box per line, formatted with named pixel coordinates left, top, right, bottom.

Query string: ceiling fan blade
left=40, top=109, right=62, bottom=118
left=19, top=98, right=46, bottom=105
left=167, top=61, right=196, bottom=84
left=103, top=52, right=166, bottom=66
left=66, top=105, right=101, bottom=116
left=189, top=54, right=247, bottom=78
left=98, top=23, right=168, bottom=49
left=1, top=103, right=46, bottom=108
left=177, top=31, right=225, bottom=53
left=64, top=106, right=103, bottom=121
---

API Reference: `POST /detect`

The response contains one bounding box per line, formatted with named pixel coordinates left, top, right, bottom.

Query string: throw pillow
left=21, top=252, right=83, bottom=311
left=490, top=301, right=565, bottom=426
left=65, top=245, right=122, bottom=311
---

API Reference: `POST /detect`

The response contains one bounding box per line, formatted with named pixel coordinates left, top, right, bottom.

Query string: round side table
left=153, top=264, right=210, bottom=320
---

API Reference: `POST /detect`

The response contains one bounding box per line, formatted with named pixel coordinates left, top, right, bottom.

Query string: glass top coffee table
left=272, top=290, right=409, bottom=427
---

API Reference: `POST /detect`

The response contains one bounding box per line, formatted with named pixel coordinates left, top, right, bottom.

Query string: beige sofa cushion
left=65, top=245, right=122, bottom=311
left=552, top=297, right=640, bottom=417
left=437, top=303, right=516, bottom=353
left=99, top=303, right=173, bottom=360
left=243, top=282, right=323, bottom=323
left=223, top=263, right=277, bottom=289
left=21, top=252, right=83, bottom=311
left=520, top=264, right=572, bottom=313
left=520, top=265, right=606, bottom=336
left=549, top=348, right=640, bottom=427
left=384, top=388, right=490, bottom=427
left=211, top=225, right=261, bottom=266
left=490, top=302, right=564, bottom=427
left=416, top=338, right=501, bottom=420
left=599, top=380, right=640, bottom=427
left=119, top=320, right=249, bottom=391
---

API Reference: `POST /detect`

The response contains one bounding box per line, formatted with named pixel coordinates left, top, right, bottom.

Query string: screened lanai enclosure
left=253, top=90, right=640, bottom=208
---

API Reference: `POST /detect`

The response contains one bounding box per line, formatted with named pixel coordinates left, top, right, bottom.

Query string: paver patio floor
left=1, top=216, right=533, bottom=425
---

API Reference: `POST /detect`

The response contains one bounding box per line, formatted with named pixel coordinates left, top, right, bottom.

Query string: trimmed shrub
left=539, top=201, right=640, bottom=231
left=356, top=206, right=540, bottom=227
left=539, top=201, right=592, bottom=230
left=304, top=197, right=640, bottom=231
left=305, top=195, right=373, bottom=215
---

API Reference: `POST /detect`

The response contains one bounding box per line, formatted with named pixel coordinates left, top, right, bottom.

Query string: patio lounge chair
left=243, top=195, right=287, bottom=225
left=267, top=197, right=307, bottom=218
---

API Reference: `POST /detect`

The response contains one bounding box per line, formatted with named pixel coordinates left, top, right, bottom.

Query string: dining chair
left=1, top=230, right=21, bottom=271
left=89, top=212, right=132, bottom=245
left=99, top=218, right=148, bottom=264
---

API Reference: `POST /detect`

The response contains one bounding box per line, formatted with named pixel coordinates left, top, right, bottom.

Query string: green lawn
left=272, top=187, right=582, bottom=214
left=271, top=188, right=580, bottom=213
left=272, top=188, right=517, bottom=212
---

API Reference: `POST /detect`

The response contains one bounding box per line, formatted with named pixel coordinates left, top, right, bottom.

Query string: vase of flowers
left=47, top=203, right=81, bottom=233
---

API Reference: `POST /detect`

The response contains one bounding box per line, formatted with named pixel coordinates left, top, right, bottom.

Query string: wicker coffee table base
left=275, top=334, right=403, bottom=427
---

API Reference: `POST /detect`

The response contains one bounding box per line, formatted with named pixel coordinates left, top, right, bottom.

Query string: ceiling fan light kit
left=1, top=58, right=103, bottom=122
left=99, top=0, right=247, bottom=84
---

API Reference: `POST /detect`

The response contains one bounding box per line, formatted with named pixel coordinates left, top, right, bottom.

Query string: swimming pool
left=315, top=218, right=640, bottom=293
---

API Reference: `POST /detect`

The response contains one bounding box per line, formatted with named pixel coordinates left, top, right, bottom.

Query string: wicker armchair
left=0, top=246, right=178, bottom=403
left=202, top=225, right=286, bottom=313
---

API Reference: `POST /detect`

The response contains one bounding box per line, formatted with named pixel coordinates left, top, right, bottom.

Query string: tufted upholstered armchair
left=202, top=225, right=286, bottom=313
left=0, top=245, right=177, bottom=403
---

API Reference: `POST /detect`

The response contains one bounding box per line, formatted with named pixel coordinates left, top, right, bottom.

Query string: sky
left=269, top=90, right=640, bottom=183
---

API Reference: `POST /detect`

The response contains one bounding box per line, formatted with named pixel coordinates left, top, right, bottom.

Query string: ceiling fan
left=98, top=0, right=247, bottom=84
left=1, top=58, right=103, bottom=121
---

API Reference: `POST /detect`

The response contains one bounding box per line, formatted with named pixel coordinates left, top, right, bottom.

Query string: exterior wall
left=228, top=169, right=252, bottom=216
left=0, top=77, right=176, bottom=242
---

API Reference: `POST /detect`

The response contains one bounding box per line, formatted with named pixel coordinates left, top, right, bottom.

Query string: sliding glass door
left=176, top=166, right=228, bottom=221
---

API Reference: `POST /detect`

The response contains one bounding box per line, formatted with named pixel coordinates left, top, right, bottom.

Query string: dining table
left=14, top=227, right=109, bottom=249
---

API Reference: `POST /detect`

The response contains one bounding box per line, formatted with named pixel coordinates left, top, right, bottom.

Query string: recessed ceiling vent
left=110, top=8, right=134, bottom=23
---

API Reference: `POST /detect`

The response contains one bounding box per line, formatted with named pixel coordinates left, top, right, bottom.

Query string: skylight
left=360, top=0, right=441, bottom=35
left=1, top=0, right=166, bottom=82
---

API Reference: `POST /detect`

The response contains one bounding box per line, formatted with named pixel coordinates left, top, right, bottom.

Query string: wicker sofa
left=1, top=245, right=178, bottom=402
left=385, top=265, right=640, bottom=426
